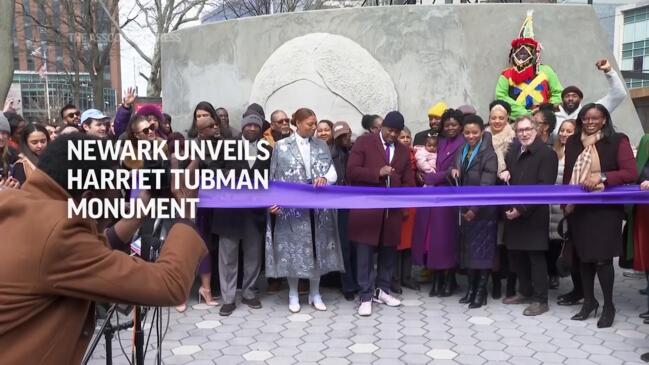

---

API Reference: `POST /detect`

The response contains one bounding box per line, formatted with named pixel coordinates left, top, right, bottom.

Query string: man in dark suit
left=347, top=111, right=416, bottom=316
left=212, top=114, right=271, bottom=316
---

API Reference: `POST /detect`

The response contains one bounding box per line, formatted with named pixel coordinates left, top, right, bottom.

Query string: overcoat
left=564, top=132, right=637, bottom=262
left=503, top=137, right=559, bottom=251
left=454, top=133, right=499, bottom=269
left=265, top=134, right=344, bottom=278
left=346, top=133, right=416, bottom=247
left=411, top=134, right=464, bottom=268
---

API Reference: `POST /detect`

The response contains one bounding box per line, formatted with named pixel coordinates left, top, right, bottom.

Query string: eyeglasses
left=274, top=118, right=290, bottom=125
left=516, top=127, right=535, bottom=135
left=65, top=111, right=80, bottom=118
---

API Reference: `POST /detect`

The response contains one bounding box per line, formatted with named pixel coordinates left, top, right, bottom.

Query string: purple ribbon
left=196, top=182, right=649, bottom=209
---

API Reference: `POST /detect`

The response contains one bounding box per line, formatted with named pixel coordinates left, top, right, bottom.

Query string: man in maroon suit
left=347, top=111, right=416, bottom=316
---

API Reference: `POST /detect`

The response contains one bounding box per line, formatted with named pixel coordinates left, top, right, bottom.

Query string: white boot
left=308, top=294, right=327, bottom=311
left=288, top=295, right=301, bottom=313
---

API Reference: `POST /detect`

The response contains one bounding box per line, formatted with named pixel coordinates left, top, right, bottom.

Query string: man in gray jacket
left=554, top=59, right=626, bottom=132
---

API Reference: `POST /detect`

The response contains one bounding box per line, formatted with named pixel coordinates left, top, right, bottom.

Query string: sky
left=118, top=0, right=205, bottom=97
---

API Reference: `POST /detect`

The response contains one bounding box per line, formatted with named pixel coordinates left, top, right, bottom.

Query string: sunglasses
left=138, top=125, right=155, bottom=135
left=275, top=118, right=290, bottom=125
left=65, top=111, right=80, bottom=118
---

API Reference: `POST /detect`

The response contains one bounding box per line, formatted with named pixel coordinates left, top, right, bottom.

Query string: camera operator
left=0, top=133, right=207, bottom=365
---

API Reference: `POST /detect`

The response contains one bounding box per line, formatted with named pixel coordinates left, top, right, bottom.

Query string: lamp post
left=31, top=47, right=51, bottom=123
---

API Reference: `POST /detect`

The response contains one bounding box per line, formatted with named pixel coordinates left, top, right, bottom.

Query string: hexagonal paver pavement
left=171, top=345, right=201, bottom=356
left=242, top=350, right=273, bottom=361
left=195, top=320, right=221, bottom=329
left=287, top=313, right=313, bottom=322
left=427, top=348, right=458, bottom=360
left=348, top=343, right=379, bottom=353
left=90, top=267, right=649, bottom=364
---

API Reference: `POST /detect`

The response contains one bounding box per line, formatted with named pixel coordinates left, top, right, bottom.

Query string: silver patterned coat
left=265, top=134, right=344, bottom=279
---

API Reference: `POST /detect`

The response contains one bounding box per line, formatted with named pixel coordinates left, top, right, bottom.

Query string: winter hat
left=457, top=104, right=477, bottom=116
left=332, top=121, right=351, bottom=139
left=241, top=114, right=263, bottom=130
left=0, top=113, right=10, bottom=134
left=136, top=104, right=164, bottom=124
left=561, top=86, right=584, bottom=100
left=244, top=103, right=266, bottom=120
left=382, top=111, right=405, bottom=130
left=427, top=102, right=448, bottom=118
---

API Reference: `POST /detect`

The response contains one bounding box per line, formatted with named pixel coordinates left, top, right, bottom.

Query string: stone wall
left=162, top=4, right=644, bottom=144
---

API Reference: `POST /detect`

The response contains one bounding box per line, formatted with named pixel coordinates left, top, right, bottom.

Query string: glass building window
left=622, top=6, right=649, bottom=88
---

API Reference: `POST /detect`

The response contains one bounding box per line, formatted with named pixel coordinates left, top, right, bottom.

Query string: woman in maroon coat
left=411, top=109, right=465, bottom=297
left=563, top=103, right=637, bottom=328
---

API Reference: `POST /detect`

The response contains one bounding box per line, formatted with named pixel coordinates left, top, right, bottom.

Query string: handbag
left=555, top=217, right=573, bottom=278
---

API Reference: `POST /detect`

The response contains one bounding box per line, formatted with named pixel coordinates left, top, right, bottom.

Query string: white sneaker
left=288, top=295, right=300, bottom=313
left=308, top=294, right=327, bottom=311
left=358, top=301, right=372, bottom=316
left=373, top=288, right=401, bottom=307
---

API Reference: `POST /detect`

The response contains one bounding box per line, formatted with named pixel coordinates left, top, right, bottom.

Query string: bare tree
left=18, top=0, right=122, bottom=110
left=214, top=0, right=330, bottom=19
left=100, top=0, right=215, bottom=98
left=0, top=2, right=15, bottom=103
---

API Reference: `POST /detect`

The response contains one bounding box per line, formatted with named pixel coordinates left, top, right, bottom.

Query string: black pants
left=510, top=249, right=549, bottom=304
left=338, top=209, right=359, bottom=294
left=547, top=239, right=563, bottom=277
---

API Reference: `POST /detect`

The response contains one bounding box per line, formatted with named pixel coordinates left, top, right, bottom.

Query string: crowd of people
left=1, top=61, right=649, bottom=335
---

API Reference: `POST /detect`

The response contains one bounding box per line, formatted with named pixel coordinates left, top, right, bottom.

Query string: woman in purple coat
left=412, top=109, right=465, bottom=297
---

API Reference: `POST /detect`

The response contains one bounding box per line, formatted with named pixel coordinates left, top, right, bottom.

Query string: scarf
left=486, top=124, right=515, bottom=173
left=570, top=131, right=604, bottom=191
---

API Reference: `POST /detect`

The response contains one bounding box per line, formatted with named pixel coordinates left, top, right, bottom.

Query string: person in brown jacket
left=0, top=134, right=207, bottom=365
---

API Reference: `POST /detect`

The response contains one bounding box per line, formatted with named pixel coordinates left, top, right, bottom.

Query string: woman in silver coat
left=265, top=108, right=344, bottom=313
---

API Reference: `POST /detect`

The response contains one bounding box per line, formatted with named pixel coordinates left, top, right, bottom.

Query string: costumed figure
left=495, top=10, right=563, bottom=119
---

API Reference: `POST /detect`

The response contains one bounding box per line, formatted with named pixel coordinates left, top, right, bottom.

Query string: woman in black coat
left=500, top=116, right=558, bottom=316
left=564, top=103, right=638, bottom=328
left=451, top=114, right=498, bottom=309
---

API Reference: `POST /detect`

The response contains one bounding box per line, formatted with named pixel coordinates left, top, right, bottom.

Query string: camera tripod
left=82, top=218, right=171, bottom=365
left=81, top=303, right=165, bottom=365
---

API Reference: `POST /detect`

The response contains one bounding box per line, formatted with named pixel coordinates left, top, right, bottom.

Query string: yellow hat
left=427, top=102, right=448, bottom=117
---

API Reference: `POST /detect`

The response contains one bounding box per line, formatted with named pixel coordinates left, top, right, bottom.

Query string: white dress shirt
left=379, top=132, right=395, bottom=163
left=294, top=133, right=337, bottom=184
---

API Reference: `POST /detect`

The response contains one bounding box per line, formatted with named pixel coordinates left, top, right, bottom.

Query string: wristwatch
left=600, top=172, right=608, bottom=184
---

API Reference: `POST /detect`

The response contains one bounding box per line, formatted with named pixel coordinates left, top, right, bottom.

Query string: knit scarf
left=570, top=131, right=604, bottom=191
left=486, top=124, right=515, bottom=173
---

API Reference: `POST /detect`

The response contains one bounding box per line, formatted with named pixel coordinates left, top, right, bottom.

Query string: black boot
left=492, top=272, right=502, bottom=299
left=469, top=270, right=489, bottom=309
left=597, top=305, right=616, bottom=328
left=505, top=273, right=517, bottom=298
left=459, top=270, right=477, bottom=304
left=439, top=270, right=454, bottom=297
left=428, top=271, right=440, bottom=297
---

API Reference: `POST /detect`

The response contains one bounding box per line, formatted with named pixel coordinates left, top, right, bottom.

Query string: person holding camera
left=0, top=134, right=207, bottom=364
